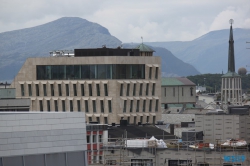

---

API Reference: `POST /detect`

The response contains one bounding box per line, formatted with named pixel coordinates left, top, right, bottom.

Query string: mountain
left=146, top=28, right=250, bottom=74
left=0, top=17, right=122, bottom=81
left=124, top=43, right=200, bottom=77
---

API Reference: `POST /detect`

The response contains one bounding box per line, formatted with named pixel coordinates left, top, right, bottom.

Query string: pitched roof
left=135, top=43, right=155, bottom=52
left=161, top=77, right=196, bottom=86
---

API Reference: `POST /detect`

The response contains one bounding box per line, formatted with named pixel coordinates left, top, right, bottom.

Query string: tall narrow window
left=182, top=87, right=184, bottom=96
left=173, top=87, right=175, bottom=97
left=136, top=100, right=140, bottom=112
left=155, top=67, right=158, bottom=79
left=147, top=116, right=149, bottom=123
left=149, top=100, right=152, bottom=112
left=62, top=100, right=65, bottom=112
left=21, top=84, right=25, bottom=96
left=66, top=84, right=69, bottom=96
left=96, top=84, right=100, bottom=96
left=127, top=117, right=130, bottom=124
left=89, top=84, right=92, bottom=96
left=96, top=117, right=100, bottom=123
left=54, top=100, right=58, bottom=112
left=130, top=100, right=133, bottom=112
left=134, top=117, right=136, bottom=125
left=139, top=83, right=143, bottom=96
left=123, top=100, right=127, bottom=113
left=152, top=83, right=155, bottom=96
left=92, top=100, right=96, bottom=112
left=36, top=84, right=39, bottom=96
left=120, top=84, right=123, bottom=96
left=146, top=83, right=149, bottom=96
left=104, top=117, right=108, bottom=124
left=51, top=84, right=54, bottom=96
left=58, top=84, right=62, bottom=96
left=133, top=84, right=136, bottom=96
left=190, top=87, right=193, bottom=96
left=126, top=84, right=130, bottom=96
left=140, top=116, right=143, bottom=123
left=108, top=100, right=112, bottom=113
left=149, top=67, right=152, bottom=79
left=28, top=84, right=32, bottom=96
left=143, top=100, right=146, bottom=112
left=104, top=84, right=108, bottom=96
left=153, top=116, right=156, bottom=124
left=43, top=84, right=47, bottom=96
left=89, top=117, right=92, bottom=122
left=73, top=84, right=77, bottom=96
left=81, top=84, right=85, bottom=96
left=155, top=100, right=159, bottom=112
left=77, top=100, right=81, bottom=112
left=70, top=100, right=73, bottom=112
left=100, top=100, right=104, bottom=113
left=85, top=100, right=89, bottom=112
left=39, top=100, right=43, bottom=112
left=47, top=100, right=50, bottom=112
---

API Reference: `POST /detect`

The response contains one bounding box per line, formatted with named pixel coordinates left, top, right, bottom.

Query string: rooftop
left=162, top=77, right=196, bottom=86
left=135, top=43, right=155, bottom=52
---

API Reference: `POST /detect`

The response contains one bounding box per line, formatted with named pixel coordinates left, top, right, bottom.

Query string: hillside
left=0, top=17, right=122, bottom=81
left=147, top=28, right=250, bottom=74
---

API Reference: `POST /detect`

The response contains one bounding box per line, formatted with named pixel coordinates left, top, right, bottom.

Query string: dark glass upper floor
left=37, top=64, right=145, bottom=80
left=74, top=48, right=140, bottom=57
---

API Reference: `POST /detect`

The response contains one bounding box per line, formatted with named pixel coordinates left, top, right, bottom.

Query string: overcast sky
left=0, top=0, right=249, bottom=42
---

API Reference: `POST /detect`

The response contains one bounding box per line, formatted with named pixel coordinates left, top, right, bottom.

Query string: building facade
left=10, top=47, right=161, bottom=125
left=221, top=20, right=242, bottom=106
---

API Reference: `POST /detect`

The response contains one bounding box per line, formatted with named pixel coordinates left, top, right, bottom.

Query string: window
left=96, top=84, right=100, bottom=96
left=123, top=100, right=127, bottom=113
left=70, top=100, right=73, bottom=112
left=36, top=84, right=39, bottom=96
left=89, top=84, right=92, bottom=96
left=146, top=83, right=149, bottom=96
left=100, top=100, right=104, bottom=113
left=93, top=135, right=96, bottom=143
left=139, top=83, right=143, bottom=96
left=54, top=100, right=58, bottom=112
left=99, top=135, right=102, bottom=143
left=134, top=117, right=136, bottom=125
left=58, top=84, right=62, bottom=96
left=149, top=67, right=152, bottom=79
left=73, top=84, right=77, bottom=96
left=149, top=100, right=152, bottom=112
left=190, top=87, right=193, bottom=96
left=152, top=83, right=155, bottom=96
left=173, top=87, right=175, bottom=96
left=133, top=84, right=136, bottom=96
left=108, top=100, right=112, bottom=113
left=43, top=84, right=47, bottom=96
left=28, top=84, right=32, bottom=96
left=126, top=84, right=130, bottom=96
left=47, top=100, right=50, bottom=112
left=143, top=100, right=146, bottom=112
left=153, top=116, right=156, bottom=124
left=81, top=84, right=85, bottom=96
left=87, top=135, right=90, bottom=143
left=136, top=100, right=140, bottom=112
left=155, top=67, right=158, bottom=79
left=104, top=117, right=108, bottom=124
left=93, top=100, right=96, bottom=112
left=127, top=117, right=130, bottom=124
left=147, top=116, right=149, bottom=123
left=140, top=116, right=143, bottom=123
left=104, top=84, right=108, bottom=96
left=77, top=100, right=81, bottom=112
left=66, top=84, right=69, bottom=96
left=39, top=100, right=43, bottom=112
left=21, top=84, right=25, bottom=96
left=155, top=100, right=159, bottom=112
left=97, top=117, right=100, bottom=123
left=130, top=100, right=133, bottom=112
left=85, top=100, right=89, bottom=112
left=62, top=100, right=66, bottom=112
left=50, top=84, right=54, bottom=96
left=120, top=84, right=123, bottom=96
left=89, top=117, right=92, bottom=122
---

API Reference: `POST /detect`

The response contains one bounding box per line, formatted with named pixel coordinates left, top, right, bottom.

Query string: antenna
left=229, top=19, right=234, bottom=25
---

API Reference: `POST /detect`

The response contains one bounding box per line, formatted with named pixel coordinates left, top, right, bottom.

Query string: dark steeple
left=228, top=19, right=235, bottom=72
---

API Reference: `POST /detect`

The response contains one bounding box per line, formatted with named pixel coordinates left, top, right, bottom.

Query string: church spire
left=228, top=19, right=235, bottom=72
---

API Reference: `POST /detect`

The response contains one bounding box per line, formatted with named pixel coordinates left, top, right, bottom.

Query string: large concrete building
left=10, top=45, right=161, bottom=125
left=0, top=112, right=88, bottom=166
left=221, top=20, right=242, bottom=106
